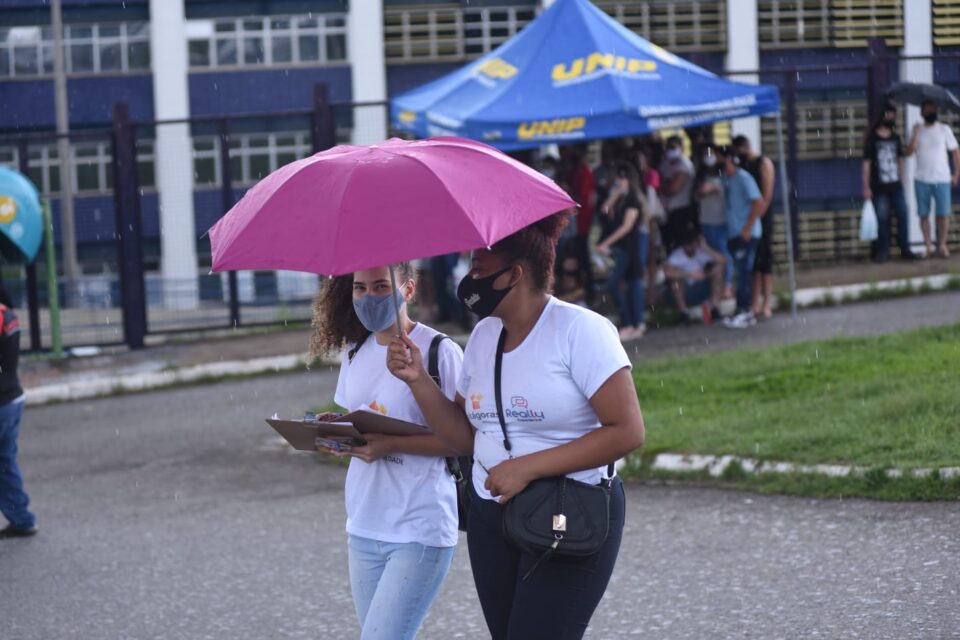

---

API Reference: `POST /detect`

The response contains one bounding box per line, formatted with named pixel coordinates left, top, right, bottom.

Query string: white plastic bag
left=859, top=200, right=878, bottom=242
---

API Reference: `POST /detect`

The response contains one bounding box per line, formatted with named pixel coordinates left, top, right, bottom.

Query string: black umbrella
left=883, top=82, right=960, bottom=112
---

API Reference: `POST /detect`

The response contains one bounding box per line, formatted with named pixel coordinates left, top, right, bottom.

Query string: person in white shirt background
left=387, top=213, right=645, bottom=640
left=663, top=227, right=727, bottom=323
left=906, top=99, right=960, bottom=258
left=309, top=262, right=463, bottom=640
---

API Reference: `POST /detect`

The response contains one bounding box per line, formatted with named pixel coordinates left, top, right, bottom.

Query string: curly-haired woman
left=310, top=262, right=463, bottom=640
left=388, top=214, right=645, bottom=640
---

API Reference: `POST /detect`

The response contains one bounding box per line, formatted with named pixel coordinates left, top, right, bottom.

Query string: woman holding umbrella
left=387, top=213, right=645, bottom=640
left=309, top=262, right=464, bottom=640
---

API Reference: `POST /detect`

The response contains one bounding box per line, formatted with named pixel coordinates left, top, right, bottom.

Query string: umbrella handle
left=388, top=263, right=404, bottom=336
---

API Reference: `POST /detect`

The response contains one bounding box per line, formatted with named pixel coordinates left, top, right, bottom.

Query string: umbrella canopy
left=0, top=166, right=43, bottom=264
left=883, top=82, right=960, bottom=112
left=208, top=137, right=575, bottom=276
left=391, top=0, right=780, bottom=150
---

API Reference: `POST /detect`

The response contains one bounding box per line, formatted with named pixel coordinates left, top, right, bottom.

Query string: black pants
left=571, top=233, right=595, bottom=305
left=466, top=478, right=625, bottom=640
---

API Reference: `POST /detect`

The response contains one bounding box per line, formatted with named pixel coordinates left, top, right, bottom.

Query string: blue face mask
left=353, top=289, right=405, bottom=333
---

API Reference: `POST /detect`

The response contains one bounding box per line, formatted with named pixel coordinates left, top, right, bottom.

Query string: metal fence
left=5, top=46, right=960, bottom=351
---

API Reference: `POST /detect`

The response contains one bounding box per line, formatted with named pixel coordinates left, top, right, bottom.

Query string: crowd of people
left=422, top=130, right=779, bottom=339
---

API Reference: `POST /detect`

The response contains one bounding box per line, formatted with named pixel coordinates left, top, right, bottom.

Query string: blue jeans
left=348, top=534, right=455, bottom=640
left=430, top=253, right=461, bottom=323
left=0, top=400, right=34, bottom=530
left=727, top=236, right=759, bottom=313
left=915, top=180, right=952, bottom=217
left=607, top=232, right=648, bottom=328
left=872, top=188, right=911, bottom=259
left=701, top=223, right=733, bottom=287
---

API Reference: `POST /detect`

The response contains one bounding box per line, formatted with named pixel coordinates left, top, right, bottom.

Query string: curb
left=791, top=272, right=956, bottom=307
left=651, top=452, right=960, bottom=481
left=25, top=353, right=309, bottom=406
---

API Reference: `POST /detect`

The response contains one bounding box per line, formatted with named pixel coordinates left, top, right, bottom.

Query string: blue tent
left=391, top=0, right=781, bottom=150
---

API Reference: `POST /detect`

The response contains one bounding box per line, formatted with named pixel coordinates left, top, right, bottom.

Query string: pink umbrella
left=208, top=137, right=575, bottom=277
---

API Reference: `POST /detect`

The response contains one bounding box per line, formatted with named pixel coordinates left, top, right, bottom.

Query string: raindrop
left=700, top=385, right=704, bottom=393
left=678, top=407, right=683, bottom=416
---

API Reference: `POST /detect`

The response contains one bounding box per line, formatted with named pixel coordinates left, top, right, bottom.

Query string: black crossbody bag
left=493, top=328, right=614, bottom=579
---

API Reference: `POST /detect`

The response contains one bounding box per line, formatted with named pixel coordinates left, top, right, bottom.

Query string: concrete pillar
left=348, top=0, right=388, bottom=144
left=725, top=0, right=762, bottom=151
left=901, top=0, right=933, bottom=250
left=149, top=0, right=199, bottom=310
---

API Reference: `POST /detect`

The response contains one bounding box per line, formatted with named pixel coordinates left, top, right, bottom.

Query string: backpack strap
left=346, top=331, right=371, bottom=364
left=429, top=333, right=464, bottom=482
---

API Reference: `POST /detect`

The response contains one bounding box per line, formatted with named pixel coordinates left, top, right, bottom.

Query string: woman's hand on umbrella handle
left=387, top=331, right=424, bottom=385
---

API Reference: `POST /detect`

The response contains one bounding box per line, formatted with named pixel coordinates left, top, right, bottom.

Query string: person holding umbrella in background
left=906, top=99, right=960, bottom=258
left=862, top=102, right=915, bottom=262
left=0, top=167, right=44, bottom=540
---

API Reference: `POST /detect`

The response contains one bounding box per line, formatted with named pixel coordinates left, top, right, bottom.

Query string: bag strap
left=493, top=327, right=615, bottom=480
left=347, top=331, right=372, bottom=364
left=429, top=333, right=464, bottom=482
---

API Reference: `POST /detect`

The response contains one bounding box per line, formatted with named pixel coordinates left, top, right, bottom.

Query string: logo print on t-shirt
left=369, top=401, right=388, bottom=415
left=470, top=394, right=483, bottom=410
left=505, top=396, right=545, bottom=422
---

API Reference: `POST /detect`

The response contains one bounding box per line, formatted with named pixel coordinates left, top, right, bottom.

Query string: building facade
left=0, top=0, right=955, bottom=306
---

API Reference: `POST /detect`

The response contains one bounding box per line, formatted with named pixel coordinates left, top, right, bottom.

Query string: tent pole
left=774, top=111, right=798, bottom=321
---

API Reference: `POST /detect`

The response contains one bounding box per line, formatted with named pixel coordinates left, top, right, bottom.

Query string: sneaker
left=0, top=524, right=38, bottom=539
left=618, top=326, right=635, bottom=341
left=722, top=311, right=756, bottom=329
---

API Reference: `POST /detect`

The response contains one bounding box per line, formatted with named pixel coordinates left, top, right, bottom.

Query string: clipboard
left=266, top=410, right=429, bottom=451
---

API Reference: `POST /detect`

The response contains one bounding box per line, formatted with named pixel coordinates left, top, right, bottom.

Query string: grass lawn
left=627, top=323, right=960, bottom=498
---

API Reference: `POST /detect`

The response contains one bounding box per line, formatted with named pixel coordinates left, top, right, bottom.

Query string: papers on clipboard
left=266, top=409, right=430, bottom=452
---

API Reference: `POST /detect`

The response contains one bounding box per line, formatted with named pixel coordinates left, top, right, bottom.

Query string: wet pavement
left=2, top=371, right=958, bottom=639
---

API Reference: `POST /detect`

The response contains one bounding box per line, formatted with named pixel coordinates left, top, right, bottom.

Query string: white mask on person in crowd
left=666, top=147, right=683, bottom=161
left=702, top=154, right=717, bottom=168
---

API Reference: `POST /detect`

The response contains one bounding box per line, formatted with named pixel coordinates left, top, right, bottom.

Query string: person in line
left=0, top=283, right=35, bottom=539
left=309, top=263, right=463, bottom=640
left=658, top=135, right=697, bottom=253
left=597, top=163, right=649, bottom=341
left=664, top=228, right=726, bottom=323
left=733, top=135, right=777, bottom=319
left=695, top=144, right=733, bottom=300
left=715, top=146, right=765, bottom=329
left=566, top=145, right=597, bottom=307
left=862, top=102, right=916, bottom=263
left=387, top=213, right=645, bottom=640
left=906, top=99, right=960, bottom=258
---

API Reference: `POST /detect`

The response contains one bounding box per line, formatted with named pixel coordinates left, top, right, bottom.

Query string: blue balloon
left=0, top=166, right=43, bottom=264
left=392, top=0, right=780, bottom=150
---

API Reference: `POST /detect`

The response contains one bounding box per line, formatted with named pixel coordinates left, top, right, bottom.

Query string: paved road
left=2, top=372, right=958, bottom=639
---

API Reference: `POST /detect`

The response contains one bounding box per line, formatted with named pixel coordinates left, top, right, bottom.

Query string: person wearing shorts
left=734, top=135, right=776, bottom=318
left=906, top=100, right=960, bottom=258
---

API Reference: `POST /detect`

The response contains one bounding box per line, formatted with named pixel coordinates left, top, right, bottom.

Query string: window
left=384, top=5, right=535, bottom=63
left=192, top=132, right=312, bottom=187
left=760, top=0, right=903, bottom=49
left=187, top=14, right=349, bottom=69
left=594, top=1, right=727, bottom=52
left=0, top=141, right=153, bottom=195
left=0, top=22, right=149, bottom=77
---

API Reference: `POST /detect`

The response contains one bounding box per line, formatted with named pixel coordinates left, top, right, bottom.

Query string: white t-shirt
left=667, top=247, right=713, bottom=283
left=914, top=122, right=959, bottom=184
left=456, top=297, right=632, bottom=502
left=334, top=322, right=463, bottom=548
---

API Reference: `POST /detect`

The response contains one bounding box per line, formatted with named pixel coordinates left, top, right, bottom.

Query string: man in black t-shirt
left=862, top=103, right=915, bottom=262
left=0, top=283, right=35, bottom=539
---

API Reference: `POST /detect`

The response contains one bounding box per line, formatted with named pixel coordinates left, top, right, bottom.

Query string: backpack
left=428, top=334, right=472, bottom=533
left=348, top=333, right=471, bottom=532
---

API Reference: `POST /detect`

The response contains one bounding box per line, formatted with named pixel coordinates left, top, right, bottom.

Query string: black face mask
left=924, top=112, right=938, bottom=124
left=457, top=265, right=515, bottom=319
left=883, top=117, right=896, bottom=127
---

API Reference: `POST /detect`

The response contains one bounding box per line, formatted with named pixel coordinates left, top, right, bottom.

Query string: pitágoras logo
left=517, top=117, right=586, bottom=141
left=0, top=196, right=17, bottom=224
left=552, top=53, right=657, bottom=85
